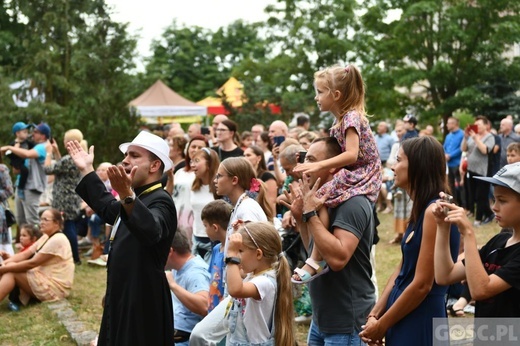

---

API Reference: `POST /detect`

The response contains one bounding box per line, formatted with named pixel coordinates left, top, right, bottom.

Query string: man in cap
left=1, top=122, right=50, bottom=226
left=402, top=114, right=419, bottom=140
left=67, top=131, right=177, bottom=346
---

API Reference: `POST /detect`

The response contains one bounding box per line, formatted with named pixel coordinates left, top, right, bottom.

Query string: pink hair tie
left=249, top=178, right=260, bottom=193
left=345, top=65, right=350, bottom=73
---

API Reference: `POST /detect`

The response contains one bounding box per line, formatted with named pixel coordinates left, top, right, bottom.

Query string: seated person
left=14, top=224, right=42, bottom=252
left=165, top=229, right=210, bottom=346
left=0, top=208, right=74, bottom=311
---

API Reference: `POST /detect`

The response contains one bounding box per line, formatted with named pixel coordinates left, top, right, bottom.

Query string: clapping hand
left=280, top=182, right=304, bottom=221
left=300, top=175, right=327, bottom=212
left=107, top=165, right=135, bottom=198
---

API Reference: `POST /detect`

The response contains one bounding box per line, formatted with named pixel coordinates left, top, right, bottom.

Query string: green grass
left=0, top=213, right=499, bottom=345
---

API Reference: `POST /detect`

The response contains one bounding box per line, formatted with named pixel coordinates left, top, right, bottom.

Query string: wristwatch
left=302, top=210, right=318, bottom=223
left=122, top=192, right=136, bottom=205
left=225, top=257, right=241, bottom=265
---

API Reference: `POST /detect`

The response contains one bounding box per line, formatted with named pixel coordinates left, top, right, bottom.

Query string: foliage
left=259, top=0, right=362, bottom=126
left=357, top=0, right=520, bottom=134
left=2, top=0, right=520, bottom=151
left=145, top=22, right=224, bottom=102
left=0, top=0, right=141, bottom=163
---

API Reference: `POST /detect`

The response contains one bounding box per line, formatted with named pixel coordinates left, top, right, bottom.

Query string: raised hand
left=66, top=140, right=95, bottom=176
left=280, top=181, right=304, bottom=221
left=107, top=164, right=135, bottom=198
left=300, top=175, right=327, bottom=212
left=227, top=232, right=243, bottom=256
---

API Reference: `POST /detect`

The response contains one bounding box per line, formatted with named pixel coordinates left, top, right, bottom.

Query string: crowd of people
left=0, top=63, right=519, bottom=346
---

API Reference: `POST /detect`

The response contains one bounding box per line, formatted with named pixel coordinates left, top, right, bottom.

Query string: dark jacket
left=76, top=172, right=177, bottom=346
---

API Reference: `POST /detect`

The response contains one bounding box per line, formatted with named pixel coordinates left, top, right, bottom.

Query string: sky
left=105, top=0, right=277, bottom=60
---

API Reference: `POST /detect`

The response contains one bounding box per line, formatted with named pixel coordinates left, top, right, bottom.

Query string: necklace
left=252, top=267, right=273, bottom=277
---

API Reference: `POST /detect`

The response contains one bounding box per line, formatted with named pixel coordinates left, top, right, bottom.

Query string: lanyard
left=229, top=192, right=247, bottom=223
left=110, top=183, right=163, bottom=241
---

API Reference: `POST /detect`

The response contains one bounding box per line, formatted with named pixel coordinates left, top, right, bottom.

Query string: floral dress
left=0, top=164, right=14, bottom=246
left=317, top=110, right=382, bottom=208
left=43, top=155, right=82, bottom=221
left=23, top=232, right=74, bottom=305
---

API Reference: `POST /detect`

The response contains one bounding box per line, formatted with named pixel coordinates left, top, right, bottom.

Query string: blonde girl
left=226, top=221, right=295, bottom=346
left=189, top=158, right=273, bottom=345
left=190, top=147, right=220, bottom=262
left=292, top=64, right=382, bottom=283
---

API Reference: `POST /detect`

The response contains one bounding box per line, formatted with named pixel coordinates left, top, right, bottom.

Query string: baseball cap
left=34, top=122, right=51, bottom=139
left=12, top=122, right=31, bottom=134
left=119, top=131, right=173, bottom=172
left=403, top=114, right=418, bottom=125
left=475, top=163, right=520, bottom=195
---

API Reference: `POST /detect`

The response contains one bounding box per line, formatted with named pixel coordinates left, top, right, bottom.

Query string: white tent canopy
left=129, top=80, right=207, bottom=122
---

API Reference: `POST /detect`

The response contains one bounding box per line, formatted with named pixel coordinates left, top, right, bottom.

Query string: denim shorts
left=307, top=321, right=366, bottom=346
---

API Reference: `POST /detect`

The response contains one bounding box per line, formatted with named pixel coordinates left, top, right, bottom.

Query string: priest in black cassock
left=67, top=131, right=177, bottom=346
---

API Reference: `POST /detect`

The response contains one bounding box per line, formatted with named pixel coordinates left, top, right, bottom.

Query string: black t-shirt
left=173, top=160, right=186, bottom=174
left=211, top=146, right=244, bottom=161
left=259, top=171, right=276, bottom=183
left=472, top=232, right=520, bottom=317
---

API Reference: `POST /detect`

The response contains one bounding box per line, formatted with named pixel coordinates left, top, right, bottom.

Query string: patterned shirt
left=44, top=155, right=82, bottom=220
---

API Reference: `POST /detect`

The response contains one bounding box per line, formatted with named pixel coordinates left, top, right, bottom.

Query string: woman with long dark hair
left=360, top=136, right=460, bottom=346
left=243, top=145, right=277, bottom=217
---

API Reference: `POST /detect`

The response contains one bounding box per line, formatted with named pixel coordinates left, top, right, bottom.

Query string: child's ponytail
left=274, top=253, right=296, bottom=346
left=237, top=222, right=295, bottom=345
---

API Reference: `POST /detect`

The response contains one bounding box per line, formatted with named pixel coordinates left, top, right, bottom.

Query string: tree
left=1, top=0, right=141, bottom=163
left=145, top=21, right=227, bottom=102
left=357, top=0, right=520, bottom=132
left=0, top=1, right=25, bottom=75
left=252, top=0, right=364, bottom=125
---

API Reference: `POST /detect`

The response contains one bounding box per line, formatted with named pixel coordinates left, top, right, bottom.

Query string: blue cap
left=34, top=122, right=51, bottom=139
left=12, top=122, right=31, bottom=134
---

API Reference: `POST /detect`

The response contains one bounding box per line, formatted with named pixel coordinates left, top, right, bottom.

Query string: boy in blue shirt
left=200, top=200, right=232, bottom=312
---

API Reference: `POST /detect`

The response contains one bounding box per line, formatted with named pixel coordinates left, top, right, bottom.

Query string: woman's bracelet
left=367, top=314, right=378, bottom=320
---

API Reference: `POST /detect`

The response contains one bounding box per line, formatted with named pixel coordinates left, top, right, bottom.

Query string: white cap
left=475, top=163, right=520, bottom=194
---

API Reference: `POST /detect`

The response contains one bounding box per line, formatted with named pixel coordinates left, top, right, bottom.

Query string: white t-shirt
left=224, top=197, right=267, bottom=255
left=229, top=271, right=276, bottom=344
left=173, top=169, right=196, bottom=235
left=190, top=185, right=215, bottom=238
